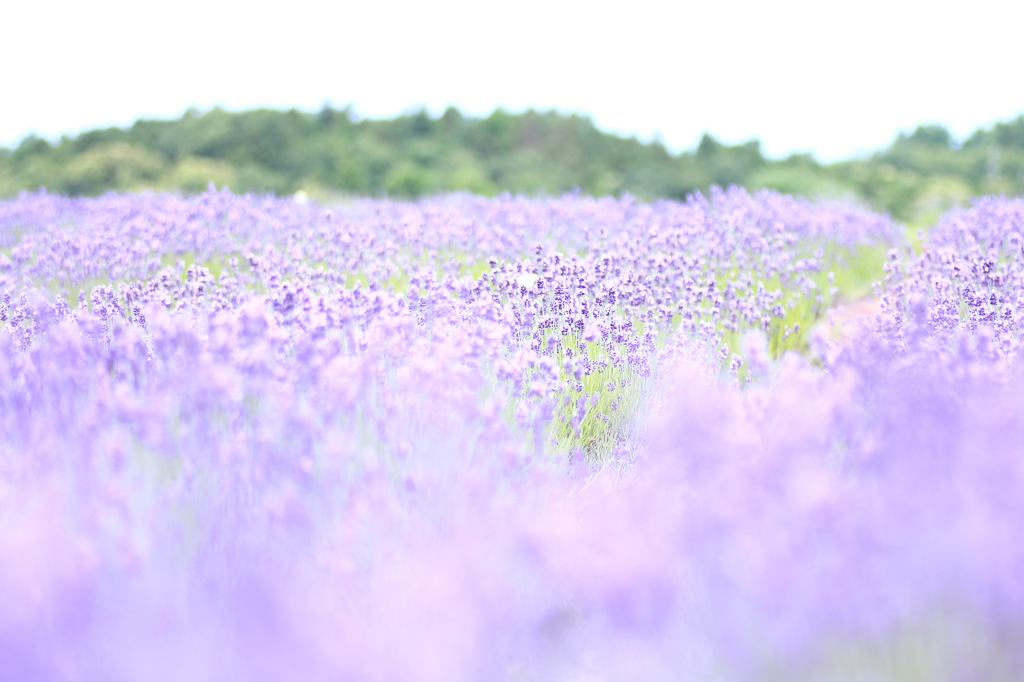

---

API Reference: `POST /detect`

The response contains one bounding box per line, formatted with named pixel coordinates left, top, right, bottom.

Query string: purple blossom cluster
left=875, top=196, right=1024, bottom=365
left=4, top=187, right=1022, bottom=680
left=0, top=187, right=895, bottom=454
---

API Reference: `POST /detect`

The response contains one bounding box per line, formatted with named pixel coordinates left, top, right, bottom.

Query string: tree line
left=1, top=106, right=1022, bottom=224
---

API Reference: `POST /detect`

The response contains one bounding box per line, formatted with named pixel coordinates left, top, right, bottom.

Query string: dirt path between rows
left=816, top=297, right=881, bottom=346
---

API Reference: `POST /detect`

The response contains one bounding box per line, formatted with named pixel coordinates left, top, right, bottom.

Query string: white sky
left=2, top=0, right=1022, bottom=161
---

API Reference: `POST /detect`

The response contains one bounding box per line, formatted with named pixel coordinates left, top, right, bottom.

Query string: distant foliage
left=5, top=108, right=1022, bottom=221
left=0, top=107, right=731, bottom=201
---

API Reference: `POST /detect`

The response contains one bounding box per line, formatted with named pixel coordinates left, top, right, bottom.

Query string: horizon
left=3, top=102, right=1022, bottom=165
left=3, top=0, right=1022, bottom=163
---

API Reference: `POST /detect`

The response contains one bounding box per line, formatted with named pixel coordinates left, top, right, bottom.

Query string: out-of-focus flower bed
left=1, top=188, right=1021, bottom=681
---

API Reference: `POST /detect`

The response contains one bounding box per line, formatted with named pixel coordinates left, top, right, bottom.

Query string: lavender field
left=1, top=187, right=1023, bottom=681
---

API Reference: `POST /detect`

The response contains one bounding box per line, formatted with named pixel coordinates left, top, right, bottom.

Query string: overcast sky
left=2, top=0, right=1022, bottom=161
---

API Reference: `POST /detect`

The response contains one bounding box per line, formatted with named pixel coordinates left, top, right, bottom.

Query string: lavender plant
left=5, top=187, right=1020, bottom=681
left=868, top=196, right=1024, bottom=367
